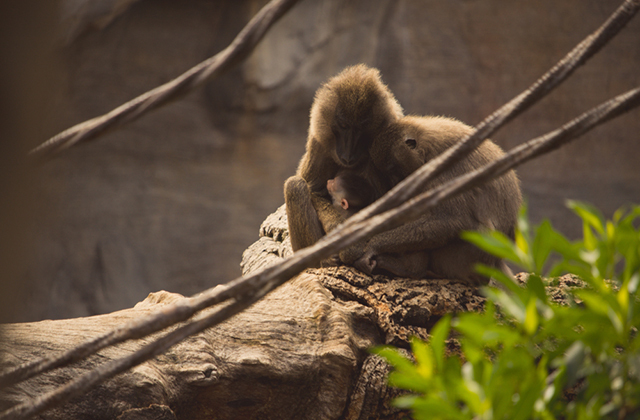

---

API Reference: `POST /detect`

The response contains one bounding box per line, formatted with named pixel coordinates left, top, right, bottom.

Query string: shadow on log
left=1, top=205, right=487, bottom=419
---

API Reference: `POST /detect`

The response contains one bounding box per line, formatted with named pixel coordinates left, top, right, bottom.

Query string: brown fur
left=284, top=65, right=521, bottom=284
left=284, top=64, right=403, bottom=251
left=327, top=169, right=436, bottom=278
left=347, top=115, right=522, bottom=284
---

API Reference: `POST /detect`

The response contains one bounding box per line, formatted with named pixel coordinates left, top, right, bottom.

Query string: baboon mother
left=284, top=64, right=403, bottom=251
left=285, top=65, right=521, bottom=285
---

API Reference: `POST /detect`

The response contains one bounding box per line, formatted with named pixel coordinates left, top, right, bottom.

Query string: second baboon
left=343, top=115, right=522, bottom=284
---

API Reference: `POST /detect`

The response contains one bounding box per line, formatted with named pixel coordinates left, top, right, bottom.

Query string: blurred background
left=1, top=0, right=639, bottom=322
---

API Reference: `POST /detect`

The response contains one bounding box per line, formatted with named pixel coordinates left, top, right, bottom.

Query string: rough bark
left=1, top=205, right=487, bottom=419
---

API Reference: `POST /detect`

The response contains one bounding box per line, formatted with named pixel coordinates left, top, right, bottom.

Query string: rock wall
left=7, top=0, right=640, bottom=321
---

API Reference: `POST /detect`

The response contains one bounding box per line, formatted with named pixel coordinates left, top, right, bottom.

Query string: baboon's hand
left=354, top=250, right=377, bottom=275
left=321, top=254, right=341, bottom=268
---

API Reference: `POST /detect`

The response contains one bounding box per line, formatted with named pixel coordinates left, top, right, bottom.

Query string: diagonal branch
left=4, top=84, right=640, bottom=420
left=28, top=0, right=302, bottom=158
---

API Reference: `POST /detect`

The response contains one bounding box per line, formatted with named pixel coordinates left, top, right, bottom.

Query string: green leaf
left=484, top=287, right=526, bottom=324
left=412, top=338, right=434, bottom=378
left=459, top=363, right=486, bottom=413
left=567, top=200, right=607, bottom=253
left=430, top=316, right=451, bottom=371
left=388, top=370, right=431, bottom=393
left=462, top=230, right=530, bottom=269
left=621, top=240, right=640, bottom=283
left=567, top=200, right=605, bottom=235
left=532, top=220, right=555, bottom=274
left=617, top=281, right=630, bottom=320
left=628, top=272, right=640, bottom=295
left=524, top=297, right=539, bottom=336
left=573, top=290, right=612, bottom=317
left=516, top=226, right=530, bottom=258
left=517, top=204, right=532, bottom=253
left=512, top=384, right=544, bottom=420
left=548, top=260, right=592, bottom=282
left=559, top=341, right=586, bottom=389
left=527, top=274, right=549, bottom=305
left=392, top=395, right=419, bottom=409
left=476, top=264, right=527, bottom=302
left=373, top=346, right=415, bottom=372
left=405, top=397, right=470, bottom=420
left=573, top=289, right=624, bottom=336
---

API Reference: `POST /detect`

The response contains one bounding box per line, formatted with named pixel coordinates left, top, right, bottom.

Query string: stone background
left=2, top=0, right=639, bottom=321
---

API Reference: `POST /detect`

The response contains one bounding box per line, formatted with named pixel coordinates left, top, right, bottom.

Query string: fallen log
left=0, top=205, right=486, bottom=419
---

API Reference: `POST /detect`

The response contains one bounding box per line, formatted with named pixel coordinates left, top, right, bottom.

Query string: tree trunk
left=0, top=205, right=486, bottom=419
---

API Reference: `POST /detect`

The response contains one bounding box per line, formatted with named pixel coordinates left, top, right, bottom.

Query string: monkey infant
left=327, top=170, right=451, bottom=280
left=326, top=170, right=377, bottom=217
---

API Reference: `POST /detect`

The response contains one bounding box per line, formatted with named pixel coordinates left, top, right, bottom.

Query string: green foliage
left=373, top=202, right=640, bottom=419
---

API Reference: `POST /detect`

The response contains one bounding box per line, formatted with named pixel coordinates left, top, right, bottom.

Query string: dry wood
left=0, top=213, right=485, bottom=419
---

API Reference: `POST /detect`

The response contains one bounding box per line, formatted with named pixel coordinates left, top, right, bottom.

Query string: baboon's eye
left=335, top=113, right=349, bottom=129
left=405, top=138, right=417, bottom=149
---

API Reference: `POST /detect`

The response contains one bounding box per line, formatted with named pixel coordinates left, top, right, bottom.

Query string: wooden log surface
left=0, top=205, right=487, bottom=419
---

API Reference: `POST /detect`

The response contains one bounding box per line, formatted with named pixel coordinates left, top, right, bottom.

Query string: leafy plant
left=374, top=202, right=640, bottom=419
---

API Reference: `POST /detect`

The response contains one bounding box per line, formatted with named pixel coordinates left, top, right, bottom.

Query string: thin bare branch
left=28, top=0, right=301, bottom=158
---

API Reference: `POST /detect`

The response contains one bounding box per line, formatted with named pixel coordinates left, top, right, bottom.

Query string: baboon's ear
left=405, top=138, right=417, bottom=149
left=341, top=198, right=350, bottom=210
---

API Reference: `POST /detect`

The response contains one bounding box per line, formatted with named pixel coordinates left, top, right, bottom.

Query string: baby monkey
left=326, top=170, right=377, bottom=217
left=326, top=170, right=437, bottom=279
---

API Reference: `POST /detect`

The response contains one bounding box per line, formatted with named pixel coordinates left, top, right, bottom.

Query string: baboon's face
left=326, top=176, right=349, bottom=210
left=328, top=171, right=376, bottom=214
left=310, top=64, right=403, bottom=169
left=330, top=100, right=374, bottom=168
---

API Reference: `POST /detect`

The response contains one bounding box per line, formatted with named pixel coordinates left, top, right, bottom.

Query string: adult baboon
left=346, top=115, right=522, bottom=284
left=284, top=64, right=403, bottom=251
